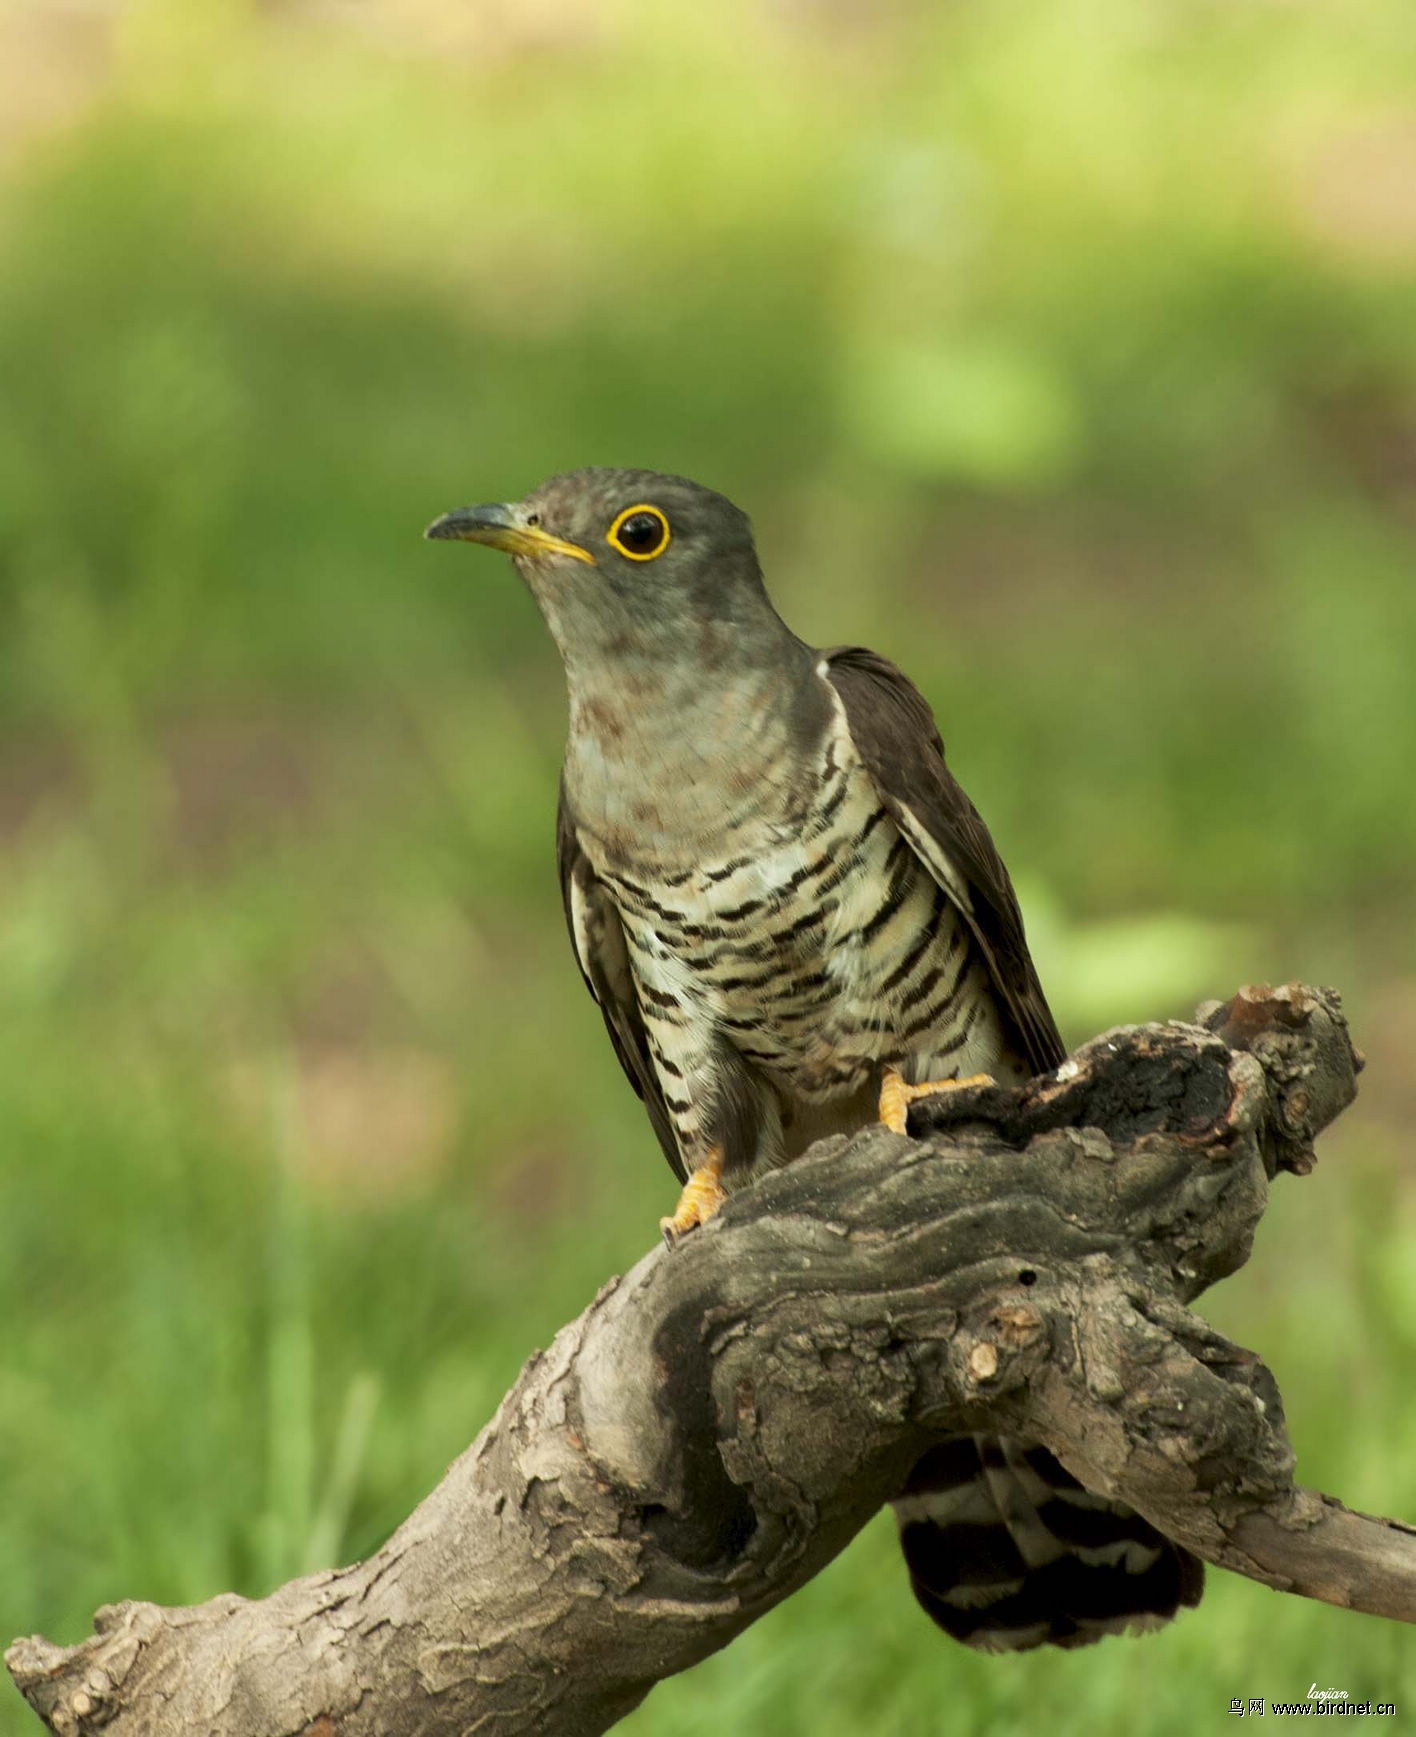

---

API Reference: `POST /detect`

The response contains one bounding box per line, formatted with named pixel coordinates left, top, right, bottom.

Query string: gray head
left=426, top=468, right=800, bottom=689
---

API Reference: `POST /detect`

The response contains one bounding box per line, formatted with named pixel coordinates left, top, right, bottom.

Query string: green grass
left=2, top=0, right=1416, bottom=1729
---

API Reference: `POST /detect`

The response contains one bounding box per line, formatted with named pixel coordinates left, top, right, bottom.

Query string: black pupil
left=619, top=512, right=663, bottom=553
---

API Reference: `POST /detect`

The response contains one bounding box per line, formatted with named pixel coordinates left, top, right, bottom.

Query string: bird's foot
left=878, top=1067, right=996, bottom=1137
left=660, top=1149, right=727, bottom=1246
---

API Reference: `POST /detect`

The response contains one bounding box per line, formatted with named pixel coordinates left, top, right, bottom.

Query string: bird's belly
left=709, top=900, right=1001, bottom=1103
left=609, top=779, right=1009, bottom=1105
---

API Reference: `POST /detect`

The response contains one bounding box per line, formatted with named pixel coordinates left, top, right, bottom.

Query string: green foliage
left=1, top=0, right=1414, bottom=1730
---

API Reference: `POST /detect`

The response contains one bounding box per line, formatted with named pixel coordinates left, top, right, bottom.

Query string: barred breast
left=577, top=685, right=1019, bottom=1178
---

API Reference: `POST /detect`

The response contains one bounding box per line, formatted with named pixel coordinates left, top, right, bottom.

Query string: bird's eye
left=607, top=504, right=670, bottom=561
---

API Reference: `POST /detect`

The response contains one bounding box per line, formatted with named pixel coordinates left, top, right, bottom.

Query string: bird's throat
left=563, top=653, right=828, bottom=863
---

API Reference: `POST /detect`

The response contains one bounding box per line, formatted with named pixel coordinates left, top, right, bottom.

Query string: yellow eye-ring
left=607, top=504, right=671, bottom=561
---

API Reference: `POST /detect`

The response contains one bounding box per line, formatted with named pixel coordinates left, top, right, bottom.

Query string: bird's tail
left=892, top=1434, right=1204, bottom=1653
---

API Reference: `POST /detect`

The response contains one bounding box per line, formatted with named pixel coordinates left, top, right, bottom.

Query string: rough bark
left=9, top=984, right=1413, bottom=1737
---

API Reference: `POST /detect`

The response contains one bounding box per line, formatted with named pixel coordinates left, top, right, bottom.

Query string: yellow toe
left=660, top=1150, right=727, bottom=1245
left=878, top=1067, right=911, bottom=1136
left=877, top=1068, right=996, bottom=1136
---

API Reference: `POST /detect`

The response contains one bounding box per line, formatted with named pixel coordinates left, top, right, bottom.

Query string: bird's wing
left=556, top=783, right=685, bottom=1179
left=823, top=645, right=1066, bottom=1077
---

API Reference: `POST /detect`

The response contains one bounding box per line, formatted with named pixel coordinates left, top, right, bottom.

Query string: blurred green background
left=2, top=0, right=1415, bottom=1730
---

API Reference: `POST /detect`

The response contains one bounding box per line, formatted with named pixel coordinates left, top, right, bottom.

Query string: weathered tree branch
left=9, top=984, right=1412, bottom=1737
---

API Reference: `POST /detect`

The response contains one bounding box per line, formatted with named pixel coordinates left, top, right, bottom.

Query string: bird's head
left=425, top=468, right=786, bottom=680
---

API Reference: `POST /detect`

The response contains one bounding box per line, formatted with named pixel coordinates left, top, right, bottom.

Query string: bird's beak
left=423, top=502, right=595, bottom=565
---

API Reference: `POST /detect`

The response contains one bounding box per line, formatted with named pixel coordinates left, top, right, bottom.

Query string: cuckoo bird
left=427, top=468, right=1203, bottom=1653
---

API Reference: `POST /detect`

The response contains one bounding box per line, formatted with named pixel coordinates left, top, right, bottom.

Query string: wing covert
left=556, top=785, right=684, bottom=1178
left=823, top=645, right=1066, bottom=1077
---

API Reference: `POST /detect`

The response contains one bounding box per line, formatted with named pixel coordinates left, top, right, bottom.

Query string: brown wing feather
left=824, top=646, right=1066, bottom=1077
left=556, top=784, right=684, bottom=1179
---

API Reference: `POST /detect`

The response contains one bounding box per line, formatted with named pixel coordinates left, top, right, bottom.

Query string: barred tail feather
left=892, top=1435, right=1204, bottom=1653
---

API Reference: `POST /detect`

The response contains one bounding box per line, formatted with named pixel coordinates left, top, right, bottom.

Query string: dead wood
left=11, top=984, right=1411, bottom=1737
